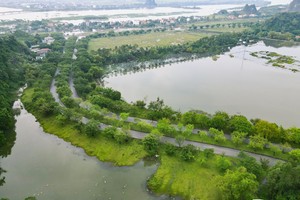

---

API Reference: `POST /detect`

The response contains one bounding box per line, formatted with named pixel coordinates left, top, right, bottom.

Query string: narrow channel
left=0, top=100, right=174, bottom=200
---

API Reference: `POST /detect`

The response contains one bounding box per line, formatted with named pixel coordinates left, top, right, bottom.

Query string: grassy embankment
left=22, top=88, right=146, bottom=166
left=149, top=153, right=223, bottom=200
left=22, top=87, right=228, bottom=199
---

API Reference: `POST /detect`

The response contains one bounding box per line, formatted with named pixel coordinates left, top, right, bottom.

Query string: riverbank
left=22, top=88, right=146, bottom=166
left=22, top=87, right=225, bottom=199
left=22, top=86, right=278, bottom=200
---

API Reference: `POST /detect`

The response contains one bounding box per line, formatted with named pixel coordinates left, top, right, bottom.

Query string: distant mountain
left=289, top=0, right=300, bottom=12
left=264, top=12, right=300, bottom=35
left=145, top=0, right=157, bottom=7
left=242, top=4, right=258, bottom=14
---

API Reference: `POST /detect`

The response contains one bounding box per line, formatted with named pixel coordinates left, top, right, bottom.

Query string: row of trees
left=189, top=21, right=256, bottom=31
left=87, top=31, right=258, bottom=66
left=181, top=110, right=300, bottom=146
left=0, top=35, right=33, bottom=189
left=0, top=36, right=29, bottom=147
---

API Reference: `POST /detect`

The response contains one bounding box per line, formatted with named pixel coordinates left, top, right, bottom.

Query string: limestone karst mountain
left=289, top=0, right=300, bottom=12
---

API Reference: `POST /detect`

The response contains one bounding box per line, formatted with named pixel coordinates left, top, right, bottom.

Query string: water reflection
left=105, top=42, right=300, bottom=127
left=0, top=101, right=178, bottom=199
left=263, top=38, right=300, bottom=48
left=0, top=167, right=6, bottom=187
left=0, top=120, right=17, bottom=189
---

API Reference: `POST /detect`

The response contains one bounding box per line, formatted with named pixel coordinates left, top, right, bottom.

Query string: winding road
left=48, top=65, right=283, bottom=166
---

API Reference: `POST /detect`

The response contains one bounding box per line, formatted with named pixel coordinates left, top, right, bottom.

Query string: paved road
left=69, top=73, right=79, bottom=99
left=50, top=69, right=64, bottom=107
left=129, top=129, right=282, bottom=166
left=66, top=75, right=283, bottom=166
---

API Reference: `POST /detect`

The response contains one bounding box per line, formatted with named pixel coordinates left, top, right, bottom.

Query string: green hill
left=264, top=12, right=300, bottom=35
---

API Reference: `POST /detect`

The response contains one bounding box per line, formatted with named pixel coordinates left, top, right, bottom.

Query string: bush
left=165, top=143, right=178, bottom=156
left=143, top=134, right=160, bottom=156
left=84, top=119, right=100, bottom=137
left=102, top=126, right=117, bottom=139
left=216, top=156, right=232, bottom=172
left=203, top=148, right=215, bottom=158
left=134, top=121, right=153, bottom=133
left=180, top=144, right=198, bottom=162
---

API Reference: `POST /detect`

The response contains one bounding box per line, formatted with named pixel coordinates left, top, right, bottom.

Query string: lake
left=0, top=100, right=175, bottom=200
left=104, top=42, right=300, bottom=128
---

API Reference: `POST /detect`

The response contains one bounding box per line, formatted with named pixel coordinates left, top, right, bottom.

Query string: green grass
left=22, top=88, right=146, bottom=166
left=88, top=31, right=209, bottom=51
left=148, top=153, right=222, bottom=200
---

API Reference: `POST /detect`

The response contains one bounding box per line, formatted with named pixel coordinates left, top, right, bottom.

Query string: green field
left=148, top=153, right=223, bottom=199
left=88, top=31, right=209, bottom=51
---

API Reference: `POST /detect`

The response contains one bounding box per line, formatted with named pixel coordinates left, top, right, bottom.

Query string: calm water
left=0, top=101, right=171, bottom=200
left=0, top=0, right=292, bottom=21
left=105, top=42, right=300, bottom=128
left=0, top=5, right=240, bottom=21
left=0, top=0, right=292, bottom=22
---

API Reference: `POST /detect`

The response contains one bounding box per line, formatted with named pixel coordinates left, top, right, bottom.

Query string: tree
left=183, top=124, right=194, bottom=138
left=147, top=98, right=175, bottom=120
left=120, top=112, right=129, bottom=123
left=254, top=120, right=280, bottom=142
left=165, top=142, right=177, bottom=156
left=88, top=66, right=104, bottom=79
left=199, top=130, right=207, bottom=138
left=102, top=126, right=117, bottom=139
left=238, top=152, right=264, bottom=181
left=263, top=162, right=300, bottom=200
left=84, top=119, right=99, bottom=137
left=142, top=133, right=160, bottom=156
left=209, top=128, right=226, bottom=143
left=180, top=144, right=198, bottom=162
left=288, top=149, right=300, bottom=165
left=61, top=96, right=78, bottom=108
left=181, top=111, right=210, bottom=129
left=216, top=156, right=232, bottom=172
left=216, top=167, right=258, bottom=200
left=231, top=131, right=247, bottom=146
left=133, top=100, right=146, bottom=109
left=269, top=144, right=281, bottom=156
left=210, top=111, right=229, bottom=131
left=157, top=118, right=176, bottom=136
left=135, top=121, right=153, bottom=133
left=114, top=129, right=130, bottom=144
left=203, top=148, right=215, bottom=158
left=175, top=135, right=185, bottom=147
left=286, top=127, right=300, bottom=144
left=228, top=115, right=253, bottom=134
left=248, top=135, right=268, bottom=150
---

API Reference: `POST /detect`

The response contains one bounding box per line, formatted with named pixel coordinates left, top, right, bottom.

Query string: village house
left=42, top=36, right=55, bottom=45
left=32, top=48, right=51, bottom=60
